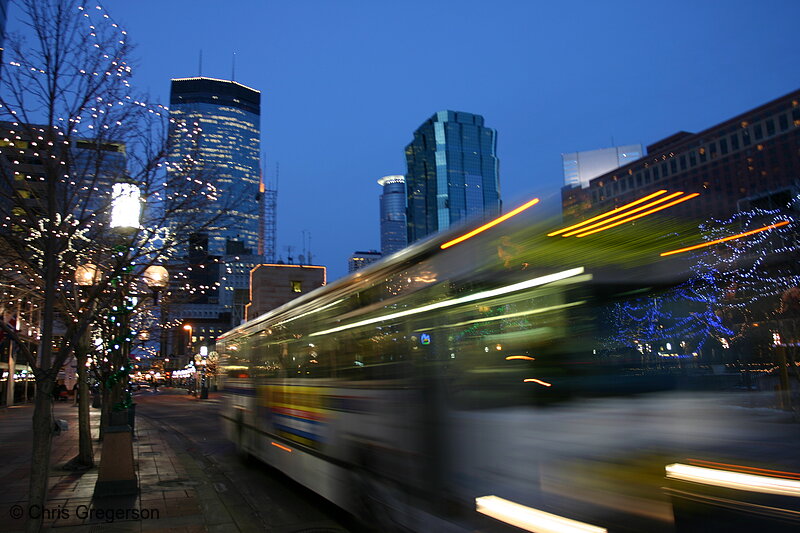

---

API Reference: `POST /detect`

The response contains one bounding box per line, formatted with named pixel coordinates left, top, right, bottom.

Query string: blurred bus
left=218, top=193, right=800, bottom=532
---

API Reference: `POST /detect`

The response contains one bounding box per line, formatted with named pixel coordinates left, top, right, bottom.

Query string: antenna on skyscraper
left=199, top=50, right=203, bottom=76
left=231, top=52, right=236, bottom=81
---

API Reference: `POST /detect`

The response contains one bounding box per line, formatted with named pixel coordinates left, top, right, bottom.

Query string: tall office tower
left=378, top=175, right=407, bottom=255
left=0, top=0, right=8, bottom=67
left=405, top=111, right=500, bottom=244
left=562, top=145, right=643, bottom=189
left=168, top=77, right=261, bottom=328
left=168, top=77, right=261, bottom=256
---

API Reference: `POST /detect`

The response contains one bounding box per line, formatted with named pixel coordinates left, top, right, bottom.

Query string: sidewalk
left=0, top=399, right=234, bottom=532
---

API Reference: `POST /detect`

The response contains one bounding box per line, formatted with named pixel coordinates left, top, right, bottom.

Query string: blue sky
left=22, top=0, right=800, bottom=281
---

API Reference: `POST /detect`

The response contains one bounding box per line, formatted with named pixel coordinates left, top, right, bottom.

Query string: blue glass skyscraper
left=378, top=175, right=407, bottom=255
left=0, top=0, right=8, bottom=66
left=405, top=110, right=500, bottom=244
left=168, top=77, right=261, bottom=256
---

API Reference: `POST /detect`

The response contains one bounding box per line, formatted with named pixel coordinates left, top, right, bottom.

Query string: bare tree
left=0, top=1, right=238, bottom=529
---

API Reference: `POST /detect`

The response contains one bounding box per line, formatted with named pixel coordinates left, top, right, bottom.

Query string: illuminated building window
left=291, top=281, right=302, bottom=293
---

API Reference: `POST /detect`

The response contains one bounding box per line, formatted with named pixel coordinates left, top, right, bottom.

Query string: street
left=134, top=387, right=364, bottom=532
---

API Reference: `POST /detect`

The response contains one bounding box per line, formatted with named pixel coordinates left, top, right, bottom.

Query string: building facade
left=563, top=90, right=800, bottom=223
left=0, top=123, right=127, bottom=225
left=562, top=145, right=643, bottom=189
left=405, top=111, right=501, bottom=244
left=348, top=250, right=382, bottom=273
left=168, top=77, right=261, bottom=256
left=378, top=175, right=407, bottom=256
left=245, top=264, right=326, bottom=321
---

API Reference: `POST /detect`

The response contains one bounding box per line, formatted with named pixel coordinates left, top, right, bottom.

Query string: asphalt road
left=134, top=387, right=367, bottom=533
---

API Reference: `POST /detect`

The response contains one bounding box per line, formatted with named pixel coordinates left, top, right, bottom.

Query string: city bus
left=218, top=193, right=800, bottom=532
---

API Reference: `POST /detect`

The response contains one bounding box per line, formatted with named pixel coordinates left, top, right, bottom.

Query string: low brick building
left=245, top=263, right=326, bottom=321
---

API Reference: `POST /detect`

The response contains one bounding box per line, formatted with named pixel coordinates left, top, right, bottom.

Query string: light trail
left=310, top=267, right=585, bottom=337
left=476, top=495, right=607, bottom=533
left=660, top=220, right=791, bottom=256
left=575, top=193, right=699, bottom=237
left=666, top=463, right=800, bottom=497
left=547, top=190, right=668, bottom=237
left=561, top=192, right=684, bottom=237
left=440, top=197, right=540, bottom=249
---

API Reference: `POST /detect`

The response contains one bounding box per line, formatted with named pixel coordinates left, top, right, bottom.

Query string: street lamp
left=183, top=323, right=193, bottom=357
left=143, top=265, right=168, bottom=389
left=95, top=179, right=142, bottom=498
left=109, top=181, right=141, bottom=232
left=75, top=263, right=102, bottom=287
left=199, top=345, right=209, bottom=399
left=143, top=265, right=168, bottom=303
left=73, top=263, right=103, bottom=468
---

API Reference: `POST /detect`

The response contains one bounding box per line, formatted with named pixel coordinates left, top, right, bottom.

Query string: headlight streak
left=687, top=459, right=800, bottom=480
left=666, top=463, right=800, bottom=497
left=524, top=378, right=552, bottom=387
left=659, top=220, right=791, bottom=257
left=475, top=495, right=607, bottom=533
left=271, top=441, right=292, bottom=453
left=547, top=190, right=668, bottom=237
left=506, top=355, right=536, bottom=361
left=440, top=197, right=540, bottom=249
left=309, top=267, right=586, bottom=337
left=575, top=193, right=700, bottom=237
left=561, top=192, right=685, bottom=237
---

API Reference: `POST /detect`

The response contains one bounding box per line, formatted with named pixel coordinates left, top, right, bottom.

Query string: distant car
left=132, top=382, right=150, bottom=391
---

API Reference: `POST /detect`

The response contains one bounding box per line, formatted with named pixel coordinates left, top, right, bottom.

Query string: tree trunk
left=27, top=380, right=54, bottom=533
left=76, top=349, right=93, bottom=466
left=99, top=387, right=110, bottom=441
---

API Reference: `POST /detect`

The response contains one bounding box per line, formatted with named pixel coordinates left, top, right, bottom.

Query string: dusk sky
left=15, top=1, right=800, bottom=281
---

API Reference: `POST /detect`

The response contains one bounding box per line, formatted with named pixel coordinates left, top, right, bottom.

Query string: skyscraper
left=0, top=0, right=9, bottom=68
left=405, top=110, right=500, bottom=244
left=167, top=76, right=261, bottom=329
left=377, top=175, right=407, bottom=255
left=168, top=77, right=261, bottom=256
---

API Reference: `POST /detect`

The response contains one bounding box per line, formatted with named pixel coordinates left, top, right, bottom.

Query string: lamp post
left=94, top=179, right=142, bottom=498
left=73, top=263, right=101, bottom=468
left=143, top=265, right=168, bottom=391
left=183, top=323, right=193, bottom=391
left=199, top=345, right=208, bottom=399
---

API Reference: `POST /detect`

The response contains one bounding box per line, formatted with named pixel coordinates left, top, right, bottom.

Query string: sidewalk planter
left=94, top=409, right=137, bottom=497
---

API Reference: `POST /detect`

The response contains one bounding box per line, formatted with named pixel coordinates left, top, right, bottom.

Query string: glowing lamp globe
left=110, top=182, right=141, bottom=231
left=143, top=265, right=169, bottom=290
left=75, top=264, right=101, bottom=286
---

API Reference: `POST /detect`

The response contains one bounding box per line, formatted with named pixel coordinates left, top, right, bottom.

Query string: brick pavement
left=0, top=398, right=238, bottom=532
